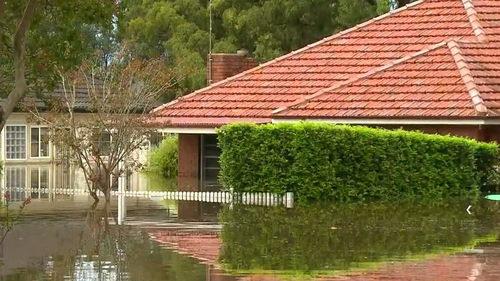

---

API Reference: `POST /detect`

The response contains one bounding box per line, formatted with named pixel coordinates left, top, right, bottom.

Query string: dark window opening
left=201, top=134, right=221, bottom=190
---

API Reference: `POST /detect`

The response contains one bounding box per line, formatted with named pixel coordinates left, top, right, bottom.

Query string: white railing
left=1, top=187, right=294, bottom=208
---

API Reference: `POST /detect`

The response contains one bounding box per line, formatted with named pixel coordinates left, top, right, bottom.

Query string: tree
left=0, top=0, right=116, bottom=133
left=26, top=46, right=176, bottom=202
left=396, top=0, right=415, bottom=7
left=117, top=0, right=392, bottom=97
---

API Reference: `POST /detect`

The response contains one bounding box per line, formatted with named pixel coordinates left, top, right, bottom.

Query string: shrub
left=146, top=135, right=178, bottom=178
left=217, top=122, right=499, bottom=202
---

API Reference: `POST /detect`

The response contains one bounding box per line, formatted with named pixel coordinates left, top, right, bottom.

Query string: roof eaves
left=446, top=39, right=488, bottom=116
left=151, top=0, right=426, bottom=115
left=272, top=40, right=449, bottom=116
left=462, top=0, right=489, bottom=43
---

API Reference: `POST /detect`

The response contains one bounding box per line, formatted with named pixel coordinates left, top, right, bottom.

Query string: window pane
left=203, top=135, right=218, bottom=146
left=5, top=166, right=26, bottom=189
left=6, top=126, right=26, bottom=159
left=98, top=131, right=111, bottom=156
left=30, top=128, right=40, bottom=157
left=203, top=168, right=220, bottom=183
left=149, top=132, right=163, bottom=147
left=40, top=168, right=49, bottom=188
left=31, top=169, right=39, bottom=188
left=204, top=146, right=221, bottom=157
left=204, top=157, right=220, bottom=169
left=40, top=128, right=49, bottom=157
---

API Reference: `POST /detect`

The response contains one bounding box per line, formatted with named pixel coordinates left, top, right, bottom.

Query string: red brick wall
left=207, top=53, right=258, bottom=85
left=178, top=134, right=200, bottom=191
left=378, top=125, right=484, bottom=140
left=482, top=125, right=500, bottom=143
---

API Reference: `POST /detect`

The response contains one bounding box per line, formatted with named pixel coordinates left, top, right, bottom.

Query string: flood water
left=2, top=183, right=500, bottom=280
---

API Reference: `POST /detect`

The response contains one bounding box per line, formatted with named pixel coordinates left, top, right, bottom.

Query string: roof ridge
left=446, top=40, right=488, bottom=115
left=462, top=0, right=489, bottom=43
left=151, top=0, right=427, bottom=114
left=272, top=40, right=451, bottom=115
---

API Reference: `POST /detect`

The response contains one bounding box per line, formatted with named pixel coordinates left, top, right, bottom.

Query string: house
left=0, top=80, right=159, bottom=191
left=1, top=80, right=160, bottom=164
left=0, top=90, right=109, bottom=165
left=150, top=0, right=500, bottom=191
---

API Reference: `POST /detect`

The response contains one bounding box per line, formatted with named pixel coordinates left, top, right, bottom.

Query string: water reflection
left=2, top=182, right=500, bottom=280
left=213, top=200, right=500, bottom=280
left=0, top=199, right=211, bottom=281
left=1, top=163, right=151, bottom=205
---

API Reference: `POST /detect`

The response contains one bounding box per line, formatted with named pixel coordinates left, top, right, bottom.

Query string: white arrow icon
left=466, top=205, right=472, bottom=215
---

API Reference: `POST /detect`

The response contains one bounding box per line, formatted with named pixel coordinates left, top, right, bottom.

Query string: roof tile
left=273, top=40, right=500, bottom=118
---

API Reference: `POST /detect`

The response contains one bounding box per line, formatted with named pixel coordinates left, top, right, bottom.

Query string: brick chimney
left=207, top=49, right=258, bottom=85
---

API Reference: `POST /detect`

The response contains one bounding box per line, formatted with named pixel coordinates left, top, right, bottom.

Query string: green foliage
left=217, top=122, right=499, bottom=202
left=0, top=0, right=116, bottom=96
left=146, top=135, right=179, bottom=178
left=218, top=201, right=500, bottom=275
left=117, top=0, right=391, bottom=97
left=146, top=173, right=178, bottom=192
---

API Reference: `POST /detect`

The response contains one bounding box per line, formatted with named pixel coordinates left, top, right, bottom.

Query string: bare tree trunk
left=104, top=187, right=111, bottom=202
left=90, top=191, right=100, bottom=203
left=0, top=0, right=37, bottom=132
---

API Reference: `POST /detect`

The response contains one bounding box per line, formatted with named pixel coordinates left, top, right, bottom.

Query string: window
left=149, top=132, right=164, bottom=148
left=201, top=135, right=221, bottom=190
left=30, top=167, right=49, bottom=199
left=31, top=127, right=50, bottom=158
left=5, top=126, right=26, bottom=160
left=4, top=166, right=27, bottom=202
left=54, top=127, right=72, bottom=160
left=93, top=130, right=112, bottom=156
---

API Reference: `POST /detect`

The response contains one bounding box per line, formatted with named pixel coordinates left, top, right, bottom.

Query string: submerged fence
left=1, top=187, right=294, bottom=208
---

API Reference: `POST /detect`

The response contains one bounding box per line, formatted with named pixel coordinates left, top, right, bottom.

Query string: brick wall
left=178, top=134, right=200, bottom=191
left=378, top=125, right=484, bottom=140
left=207, top=52, right=258, bottom=85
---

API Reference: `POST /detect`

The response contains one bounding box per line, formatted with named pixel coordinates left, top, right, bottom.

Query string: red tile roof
left=273, top=40, right=500, bottom=118
left=152, top=0, right=500, bottom=126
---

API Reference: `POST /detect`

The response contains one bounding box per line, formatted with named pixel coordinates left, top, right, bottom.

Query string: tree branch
left=0, top=1, right=6, bottom=40
left=0, top=0, right=38, bottom=132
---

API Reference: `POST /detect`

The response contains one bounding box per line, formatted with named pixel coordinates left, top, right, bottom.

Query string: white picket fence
left=1, top=187, right=294, bottom=208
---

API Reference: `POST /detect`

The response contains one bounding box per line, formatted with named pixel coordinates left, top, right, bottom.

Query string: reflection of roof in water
left=148, top=229, right=500, bottom=280
left=148, top=230, right=221, bottom=264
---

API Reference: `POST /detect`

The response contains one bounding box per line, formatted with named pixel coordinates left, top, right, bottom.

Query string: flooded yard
left=1, top=166, right=500, bottom=280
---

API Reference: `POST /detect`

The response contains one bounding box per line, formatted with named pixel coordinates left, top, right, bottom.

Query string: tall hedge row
left=217, top=122, right=499, bottom=202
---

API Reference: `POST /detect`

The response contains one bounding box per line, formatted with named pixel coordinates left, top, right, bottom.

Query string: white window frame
left=4, top=125, right=28, bottom=161
left=29, top=126, right=51, bottom=159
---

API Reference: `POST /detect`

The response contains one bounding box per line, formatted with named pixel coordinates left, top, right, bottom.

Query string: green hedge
left=146, top=135, right=178, bottom=178
left=218, top=201, right=500, bottom=275
left=217, top=122, right=499, bottom=202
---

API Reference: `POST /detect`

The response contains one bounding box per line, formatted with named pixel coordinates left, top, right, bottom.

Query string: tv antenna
left=208, top=0, right=213, bottom=85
